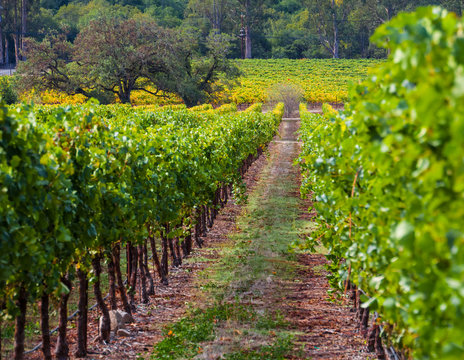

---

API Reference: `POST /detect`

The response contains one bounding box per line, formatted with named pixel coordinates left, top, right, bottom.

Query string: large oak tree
left=17, top=15, right=237, bottom=105
left=73, top=16, right=175, bottom=104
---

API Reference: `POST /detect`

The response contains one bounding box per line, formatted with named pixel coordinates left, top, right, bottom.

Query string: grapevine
left=299, top=7, right=464, bottom=358
left=0, top=102, right=284, bottom=358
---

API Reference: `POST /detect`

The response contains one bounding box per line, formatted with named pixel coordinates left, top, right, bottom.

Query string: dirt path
left=150, top=117, right=372, bottom=359
left=23, top=116, right=370, bottom=359
left=267, top=118, right=371, bottom=359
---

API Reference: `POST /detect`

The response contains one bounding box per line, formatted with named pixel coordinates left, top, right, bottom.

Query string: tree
left=347, top=5, right=384, bottom=58
left=161, top=31, right=240, bottom=106
left=7, top=0, right=464, bottom=64
left=441, top=0, right=464, bottom=15
left=0, top=0, right=28, bottom=63
left=18, top=16, right=238, bottom=105
left=237, top=0, right=266, bottom=59
left=305, top=0, right=356, bottom=59
left=266, top=8, right=315, bottom=59
left=362, top=0, right=414, bottom=24
left=73, top=16, right=175, bottom=103
left=186, top=0, right=234, bottom=32
left=17, top=17, right=177, bottom=103
left=17, top=32, right=87, bottom=96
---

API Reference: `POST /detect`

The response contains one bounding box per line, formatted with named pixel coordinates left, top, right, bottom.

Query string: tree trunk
left=55, top=276, right=72, bottom=360
left=361, top=306, right=370, bottom=332
left=182, top=229, right=192, bottom=258
left=207, top=206, right=213, bottom=228
left=245, top=26, right=252, bottom=59
left=0, top=28, right=4, bottom=65
left=367, top=324, right=376, bottom=352
left=149, top=234, right=168, bottom=285
left=212, top=193, right=218, bottom=221
left=5, top=36, right=9, bottom=65
left=332, top=0, right=339, bottom=59
left=75, top=268, right=88, bottom=358
left=202, top=206, right=208, bottom=234
left=119, top=92, right=131, bottom=104
left=107, top=252, right=118, bottom=310
left=219, top=185, right=226, bottom=207
left=113, top=244, right=132, bottom=314
left=92, top=256, right=110, bottom=342
left=13, top=0, right=20, bottom=63
left=195, top=210, right=204, bottom=248
left=13, top=286, right=27, bottom=360
left=21, top=0, right=27, bottom=58
left=245, top=0, right=252, bottom=59
left=212, top=0, right=218, bottom=31
left=13, top=35, right=20, bottom=64
left=385, top=5, right=392, bottom=22
left=375, top=324, right=386, bottom=359
left=119, top=84, right=131, bottom=104
left=40, top=292, right=52, bottom=360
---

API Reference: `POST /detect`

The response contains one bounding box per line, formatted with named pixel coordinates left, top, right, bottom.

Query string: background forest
left=1, top=0, right=464, bottom=66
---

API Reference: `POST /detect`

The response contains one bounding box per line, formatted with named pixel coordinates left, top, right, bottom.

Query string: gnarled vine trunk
left=13, top=286, right=27, bottom=360
left=55, top=276, right=72, bottom=360
left=149, top=234, right=168, bottom=285
left=138, top=244, right=149, bottom=304
left=75, top=268, right=88, bottom=358
left=92, top=256, right=110, bottom=342
left=107, top=252, right=118, bottom=310
left=40, top=292, right=52, bottom=360
left=113, top=244, right=132, bottom=314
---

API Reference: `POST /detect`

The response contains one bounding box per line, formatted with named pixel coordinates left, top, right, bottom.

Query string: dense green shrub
left=0, top=77, right=18, bottom=104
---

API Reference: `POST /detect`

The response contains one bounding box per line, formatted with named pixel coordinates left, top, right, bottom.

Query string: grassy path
left=151, top=118, right=370, bottom=360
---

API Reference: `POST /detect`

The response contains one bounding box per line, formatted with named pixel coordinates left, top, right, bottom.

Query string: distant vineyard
left=18, top=59, right=380, bottom=106
left=230, top=59, right=381, bottom=104
left=0, top=102, right=283, bottom=359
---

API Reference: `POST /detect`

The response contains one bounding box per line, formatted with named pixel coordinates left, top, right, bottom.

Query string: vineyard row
left=298, top=7, right=464, bottom=359
left=0, top=102, right=284, bottom=359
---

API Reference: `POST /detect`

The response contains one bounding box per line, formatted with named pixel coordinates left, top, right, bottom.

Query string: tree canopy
left=1, top=0, right=464, bottom=65
left=17, top=16, right=238, bottom=105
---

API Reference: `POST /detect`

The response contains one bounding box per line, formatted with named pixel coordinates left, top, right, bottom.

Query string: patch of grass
left=198, top=279, right=225, bottom=294
left=184, top=256, right=215, bottom=264
left=311, top=264, right=326, bottom=276
left=152, top=303, right=293, bottom=360
left=152, top=302, right=256, bottom=360
left=0, top=76, right=18, bottom=104
left=256, top=310, right=288, bottom=330
left=222, top=334, right=295, bottom=360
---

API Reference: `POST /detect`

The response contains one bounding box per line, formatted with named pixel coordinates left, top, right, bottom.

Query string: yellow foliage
left=22, top=59, right=381, bottom=107
left=244, top=103, right=263, bottom=113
